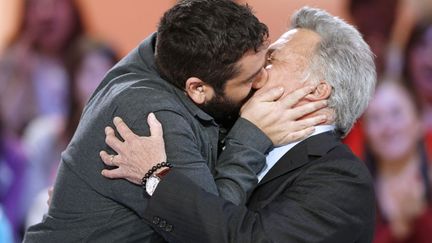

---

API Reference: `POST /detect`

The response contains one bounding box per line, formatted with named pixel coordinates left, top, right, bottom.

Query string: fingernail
left=104, top=127, right=110, bottom=134
left=114, top=116, right=122, bottom=124
left=148, top=112, right=155, bottom=121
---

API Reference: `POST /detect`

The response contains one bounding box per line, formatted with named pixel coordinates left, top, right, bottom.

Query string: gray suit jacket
left=143, top=131, right=376, bottom=243
left=24, top=33, right=271, bottom=242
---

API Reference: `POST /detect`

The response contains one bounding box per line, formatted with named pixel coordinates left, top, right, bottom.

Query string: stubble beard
left=199, top=89, right=255, bottom=129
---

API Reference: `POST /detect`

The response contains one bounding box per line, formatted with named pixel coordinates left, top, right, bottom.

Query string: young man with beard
left=24, top=0, right=326, bottom=242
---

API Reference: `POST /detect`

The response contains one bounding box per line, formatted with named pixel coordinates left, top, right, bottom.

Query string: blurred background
left=0, top=0, right=431, bottom=242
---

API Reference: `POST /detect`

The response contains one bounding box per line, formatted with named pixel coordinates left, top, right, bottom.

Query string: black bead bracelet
left=141, top=162, right=173, bottom=187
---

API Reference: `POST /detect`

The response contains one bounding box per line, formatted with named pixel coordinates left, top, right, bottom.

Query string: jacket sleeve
left=213, top=118, right=272, bottom=204
left=142, top=159, right=375, bottom=243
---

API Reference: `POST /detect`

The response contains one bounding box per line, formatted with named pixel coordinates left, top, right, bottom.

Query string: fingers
left=281, top=85, right=317, bottom=108
left=113, top=117, right=134, bottom=140
left=147, top=113, right=163, bottom=138
left=100, top=150, right=126, bottom=178
left=47, top=187, right=54, bottom=206
left=272, top=113, right=327, bottom=146
left=284, top=127, right=316, bottom=143
left=105, top=126, right=124, bottom=153
left=101, top=168, right=125, bottom=179
left=290, top=100, right=328, bottom=119
left=252, top=87, right=285, bottom=102
left=105, top=125, right=115, bottom=136
left=296, top=115, right=328, bottom=128
left=100, top=150, right=118, bottom=166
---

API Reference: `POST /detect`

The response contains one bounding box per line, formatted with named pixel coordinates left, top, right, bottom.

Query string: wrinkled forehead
left=268, top=28, right=321, bottom=60
left=268, top=29, right=297, bottom=52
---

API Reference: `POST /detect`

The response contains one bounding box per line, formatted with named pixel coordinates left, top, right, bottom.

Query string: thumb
left=147, top=113, right=164, bottom=138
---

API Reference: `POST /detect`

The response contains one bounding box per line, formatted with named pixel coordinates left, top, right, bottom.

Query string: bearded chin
left=199, top=97, right=240, bottom=129
left=199, top=90, right=254, bottom=129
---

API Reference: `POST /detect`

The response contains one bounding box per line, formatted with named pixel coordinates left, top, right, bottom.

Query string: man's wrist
left=142, top=162, right=173, bottom=196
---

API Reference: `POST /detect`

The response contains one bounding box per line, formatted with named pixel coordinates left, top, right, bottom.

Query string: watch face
left=146, top=175, right=160, bottom=196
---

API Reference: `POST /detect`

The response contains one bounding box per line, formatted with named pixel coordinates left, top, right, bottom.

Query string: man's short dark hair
left=155, top=0, right=268, bottom=94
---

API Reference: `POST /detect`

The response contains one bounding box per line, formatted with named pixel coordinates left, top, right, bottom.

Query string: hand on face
left=240, top=85, right=327, bottom=146
left=100, top=113, right=166, bottom=185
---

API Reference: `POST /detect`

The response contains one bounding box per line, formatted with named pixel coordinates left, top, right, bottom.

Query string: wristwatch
left=145, top=168, right=171, bottom=196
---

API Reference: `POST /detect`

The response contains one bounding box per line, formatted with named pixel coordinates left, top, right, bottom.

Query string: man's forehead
left=268, top=29, right=298, bottom=50
left=269, top=28, right=321, bottom=58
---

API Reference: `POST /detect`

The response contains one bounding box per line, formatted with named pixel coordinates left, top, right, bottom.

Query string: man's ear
left=305, top=80, right=332, bottom=101
left=185, top=77, right=214, bottom=105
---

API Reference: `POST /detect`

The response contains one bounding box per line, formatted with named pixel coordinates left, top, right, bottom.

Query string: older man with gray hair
left=100, top=7, right=376, bottom=243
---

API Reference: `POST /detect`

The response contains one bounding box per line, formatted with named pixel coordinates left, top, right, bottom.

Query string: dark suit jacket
left=143, top=131, right=376, bottom=243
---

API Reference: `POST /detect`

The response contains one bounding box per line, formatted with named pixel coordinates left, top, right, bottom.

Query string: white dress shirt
left=257, top=125, right=336, bottom=182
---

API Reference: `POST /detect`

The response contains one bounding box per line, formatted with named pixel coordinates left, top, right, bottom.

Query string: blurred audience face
left=408, top=26, right=432, bottom=103
left=25, top=0, right=77, bottom=52
left=364, top=82, right=422, bottom=162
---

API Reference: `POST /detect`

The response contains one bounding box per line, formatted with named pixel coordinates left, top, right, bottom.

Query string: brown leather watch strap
left=156, top=168, right=171, bottom=178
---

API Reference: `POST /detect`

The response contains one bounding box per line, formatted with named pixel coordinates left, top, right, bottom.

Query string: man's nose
left=252, top=68, right=268, bottom=90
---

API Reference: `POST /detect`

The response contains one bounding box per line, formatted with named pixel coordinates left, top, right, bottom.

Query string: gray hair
left=291, top=7, right=376, bottom=137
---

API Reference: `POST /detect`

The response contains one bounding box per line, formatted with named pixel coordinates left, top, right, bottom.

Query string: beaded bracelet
left=141, top=162, right=173, bottom=187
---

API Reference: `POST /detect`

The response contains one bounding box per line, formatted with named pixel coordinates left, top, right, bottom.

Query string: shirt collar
left=257, top=125, right=336, bottom=182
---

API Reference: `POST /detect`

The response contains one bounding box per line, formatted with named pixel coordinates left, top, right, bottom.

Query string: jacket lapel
left=258, top=131, right=341, bottom=186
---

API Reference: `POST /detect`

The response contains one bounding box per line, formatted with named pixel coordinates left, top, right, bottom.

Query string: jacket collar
left=258, top=131, right=341, bottom=186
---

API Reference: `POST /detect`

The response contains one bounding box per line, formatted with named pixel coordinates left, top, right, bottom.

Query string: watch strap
left=156, top=167, right=171, bottom=178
